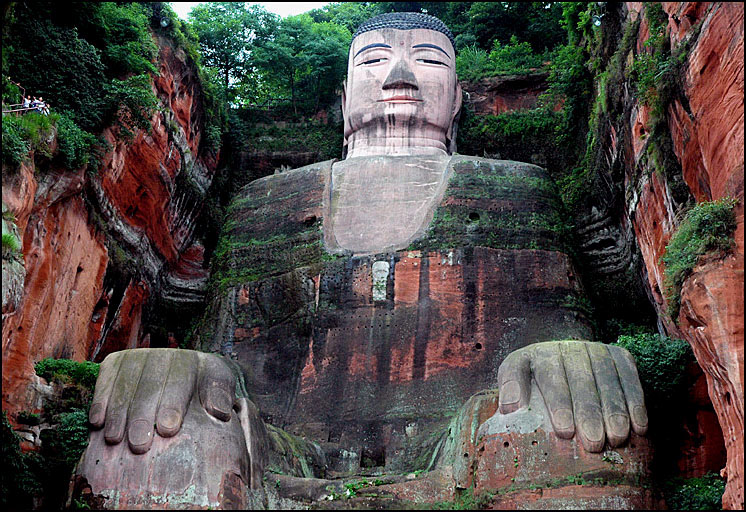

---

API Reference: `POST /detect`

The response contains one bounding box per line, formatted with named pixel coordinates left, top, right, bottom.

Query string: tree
left=303, top=22, right=351, bottom=110
left=253, top=14, right=314, bottom=114
left=465, top=2, right=565, bottom=53
left=7, top=15, right=107, bottom=131
left=308, top=2, right=383, bottom=34
left=189, top=2, right=277, bottom=106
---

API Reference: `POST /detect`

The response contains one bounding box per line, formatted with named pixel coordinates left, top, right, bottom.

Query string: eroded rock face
left=1, top=165, right=108, bottom=423
left=1, top=33, right=218, bottom=423
left=460, top=73, right=551, bottom=116
left=582, top=2, right=743, bottom=507
left=625, top=3, right=744, bottom=508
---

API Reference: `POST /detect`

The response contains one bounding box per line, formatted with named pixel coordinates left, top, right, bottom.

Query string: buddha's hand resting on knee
left=88, top=348, right=237, bottom=454
left=497, top=340, right=648, bottom=452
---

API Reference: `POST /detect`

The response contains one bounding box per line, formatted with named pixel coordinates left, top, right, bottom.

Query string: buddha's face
left=343, top=28, right=462, bottom=156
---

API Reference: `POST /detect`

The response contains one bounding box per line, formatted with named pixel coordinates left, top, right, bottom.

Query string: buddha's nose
left=382, top=59, right=418, bottom=90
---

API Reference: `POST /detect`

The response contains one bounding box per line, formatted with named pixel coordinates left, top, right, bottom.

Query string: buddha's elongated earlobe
left=447, top=82, right=463, bottom=154
left=341, top=81, right=348, bottom=155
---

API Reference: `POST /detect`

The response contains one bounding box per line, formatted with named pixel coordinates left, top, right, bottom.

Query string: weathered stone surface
left=578, top=3, right=742, bottom=506
left=678, top=255, right=744, bottom=508
left=2, top=202, right=26, bottom=317
left=460, top=73, right=552, bottom=116
left=161, top=241, right=209, bottom=304
left=1, top=32, right=220, bottom=421
left=624, top=3, right=744, bottom=507
left=1, top=192, right=108, bottom=422
left=205, top=157, right=594, bottom=478
left=90, top=279, right=151, bottom=362
left=76, top=393, right=250, bottom=510
left=252, top=385, right=655, bottom=510
left=676, top=366, right=728, bottom=478
left=429, top=385, right=654, bottom=507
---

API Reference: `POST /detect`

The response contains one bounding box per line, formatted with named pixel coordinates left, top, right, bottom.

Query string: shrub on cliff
left=39, top=408, right=90, bottom=468
left=612, top=333, right=692, bottom=406
left=55, top=112, right=98, bottom=169
left=1, top=111, right=58, bottom=167
left=1, top=115, right=29, bottom=167
left=34, top=358, right=100, bottom=390
left=6, top=14, right=107, bottom=131
left=664, top=472, right=726, bottom=511
left=456, top=36, right=551, bottom=81
left=103, top=74, right=159, bottom=138
left=1, top=411, right=43, bottom=509
left=22, top=360, right=101, bottom=508
left=661, top=197, right=738, bottom=320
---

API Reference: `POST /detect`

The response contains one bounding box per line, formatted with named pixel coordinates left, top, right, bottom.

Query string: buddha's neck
left=346, top=135, right=448, bottom=158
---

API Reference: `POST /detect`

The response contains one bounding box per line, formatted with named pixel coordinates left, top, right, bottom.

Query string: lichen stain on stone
left=219, top=471, right=246, bottom=510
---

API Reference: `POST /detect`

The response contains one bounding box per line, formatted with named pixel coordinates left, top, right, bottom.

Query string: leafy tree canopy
left=189, top=2, right=278, bottom=105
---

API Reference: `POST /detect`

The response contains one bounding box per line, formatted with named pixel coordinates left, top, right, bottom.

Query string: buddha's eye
left=417, top=58, right=448, bottom=66
left=358, top=57, right=387, bottom=66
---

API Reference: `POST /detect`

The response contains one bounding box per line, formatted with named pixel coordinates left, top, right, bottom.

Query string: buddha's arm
left=496, top=341, right=648, bottom=452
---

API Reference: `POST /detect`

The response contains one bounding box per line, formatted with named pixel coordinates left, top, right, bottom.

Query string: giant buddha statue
left=74, top=13, right=652, bottom=509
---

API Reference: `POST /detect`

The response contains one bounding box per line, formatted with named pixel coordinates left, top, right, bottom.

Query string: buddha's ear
left=341, top=81, right=349, bottom=151
left=451, top=81, right=462, bottom=128
left=447, top=82, right=463, bottom=154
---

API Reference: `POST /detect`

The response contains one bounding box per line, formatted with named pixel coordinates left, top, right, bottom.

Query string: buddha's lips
left=379, top=96, right=422, bottom=102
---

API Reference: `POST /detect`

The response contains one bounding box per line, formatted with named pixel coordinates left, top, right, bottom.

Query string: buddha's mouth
left=379, top=96, right=422, bottom=103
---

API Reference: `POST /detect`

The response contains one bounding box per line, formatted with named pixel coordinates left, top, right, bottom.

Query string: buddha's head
left=342, top=12, right=462, bottom=158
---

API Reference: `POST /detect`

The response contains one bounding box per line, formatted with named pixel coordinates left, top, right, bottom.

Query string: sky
left=169, top=2, right=332, bottom=20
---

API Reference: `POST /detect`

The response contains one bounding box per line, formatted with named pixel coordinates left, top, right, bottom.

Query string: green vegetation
left=2, top=231, right=21, bottom=255
left=1, top=411, right=43, bottom=509
left=239, top=120, right=343, bottom=160
left=1, top=112, right=55, bottom=166
left=34, top=358, right=100, bottom=390
left=428, top=485, right=495, bottom=510
left=2, top=358, right=100, bottom=509
left=189, top=3, right=350, bottom=114
left=41, top=409, right=91, bottom=467
left=661, top=198, right=738, bottom=320
left=2, top=113, right=30, bottom=167
left=627, top=3, right=692, bottom=204
left=664, top=472, right=726, bottom=510
left=5, top=2, right=159, bottom=132
left=55, top=112, right=99, bottom=169
left=456, top=36, right=551, bottom=81
left=2, top=2, right=162, bottom=170
left=337, top=479, right=385, bottom=499
left=16, top=411, right=40, bottom=426
left=189, top=2, right=278, bottom=106
left=460, top=106, right=562, bottom=150
left=612, top=333, right=692, bottom=405
left=102, top=74, right=159, bottom=139
left=1, top=2, right=226, bottom=172
left=628, top=3, right=672, bottom=117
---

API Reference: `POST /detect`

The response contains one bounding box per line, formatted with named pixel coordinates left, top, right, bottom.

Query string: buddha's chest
left=325, top=155, right=451, bottom=255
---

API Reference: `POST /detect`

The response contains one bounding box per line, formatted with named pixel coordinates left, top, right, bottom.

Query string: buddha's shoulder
left=443, top=155, right=558, bottom=202
left=448, top=155, right=550, bottom=179
left=239, top=159, right=333, bottom=197
left=219, top=161, right=332, bottom=286
left=229, top=159, right=332, bottom=216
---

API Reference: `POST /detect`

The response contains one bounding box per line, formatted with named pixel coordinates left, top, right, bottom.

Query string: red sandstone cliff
left=1, top=34, right=216, bottom=430
left=460, top=72, right=552, bottom=116
left=623, top=3, right=743, bottom=508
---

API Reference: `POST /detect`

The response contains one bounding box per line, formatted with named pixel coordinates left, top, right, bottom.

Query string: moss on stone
left=410, top=159, right=570, bottom=253
left=660, top=197, right=738, bottom=320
